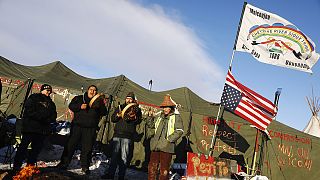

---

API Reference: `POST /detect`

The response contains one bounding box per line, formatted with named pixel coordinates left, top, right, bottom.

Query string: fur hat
left=40, top=84, right=52, bottom=92
left=126, top=92, right=135, bottom=99
left=160, top=94, right=176, bottom=107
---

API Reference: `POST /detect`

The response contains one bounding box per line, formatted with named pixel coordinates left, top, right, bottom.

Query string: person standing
left=57, top=85, right=107, bottom=174
left=101, top=92, right=142, bottom=180
left=13, top=84, right=57, bottom=171
left=146, top=94, right=184, bottom=180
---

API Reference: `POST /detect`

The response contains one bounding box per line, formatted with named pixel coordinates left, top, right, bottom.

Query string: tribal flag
left=235, top=3, right=319, bottom=73
left=221, top=70, right=277, bottom=131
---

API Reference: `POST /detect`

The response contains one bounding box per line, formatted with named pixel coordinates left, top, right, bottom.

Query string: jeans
left=107, top=137, right=132, bottom=177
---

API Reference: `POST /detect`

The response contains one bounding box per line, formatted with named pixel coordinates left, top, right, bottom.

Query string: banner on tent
left=0, top=76, right=78, bottom=121
left=268, top=132, right=313, bottom=171
left=269, top=130, right=311, bottom=144
left=191, top=113, right=314, bottom=172
left=192, top=116, right=249, bottom=155
left=138, top=101, right=161, bottom=117
left=275, top=143, right=312, bottom=171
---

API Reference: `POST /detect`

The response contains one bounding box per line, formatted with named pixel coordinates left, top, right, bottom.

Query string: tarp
left=1, top=56, right=319, bottom=179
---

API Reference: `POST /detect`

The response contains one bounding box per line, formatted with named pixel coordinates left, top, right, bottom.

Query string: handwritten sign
left=276, top=143, right=312, bottom=171
left=269, top=130, right=311, bottom=145
left=195, top=119, right=247, bottom=155
left=186, top=152, right=237, bottom=179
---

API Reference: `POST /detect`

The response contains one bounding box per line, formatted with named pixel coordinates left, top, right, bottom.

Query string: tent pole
left=251, top=129, right=260, bottom=175
left=257, top=132, right=266, bottom=174
left=254, top=88, right=281, bottom=175
left=19, top=78, right=34, bottom=119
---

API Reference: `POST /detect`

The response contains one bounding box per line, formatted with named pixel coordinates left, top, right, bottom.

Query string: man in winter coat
left=146, top=94, right=184, bottom=180
left=57, top=85, right=107, bottom=174
left=101, top=92, right=142, bottom=180
left=13, top=84, right=57, bottom=171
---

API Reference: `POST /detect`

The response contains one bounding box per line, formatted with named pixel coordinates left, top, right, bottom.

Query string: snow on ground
left=0, top=144, right=148, bottom=179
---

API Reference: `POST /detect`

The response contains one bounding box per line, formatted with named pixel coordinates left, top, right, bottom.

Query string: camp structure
left=303, top=92, right=320, bottom=138
left=1, top=56, right=319, bottom=179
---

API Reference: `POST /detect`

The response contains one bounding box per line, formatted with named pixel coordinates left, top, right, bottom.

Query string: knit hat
left=160, top=94, right=176, bottom=107
left=126, top=92, right=135, bottom=99
left=40, top=84, right=52, bottom=92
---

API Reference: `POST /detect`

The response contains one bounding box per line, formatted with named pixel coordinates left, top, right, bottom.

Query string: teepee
left=303, top=92, right=320, bottom=137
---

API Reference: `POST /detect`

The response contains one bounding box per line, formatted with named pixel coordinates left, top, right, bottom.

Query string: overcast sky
left=0, top=0, right=224, bottom=101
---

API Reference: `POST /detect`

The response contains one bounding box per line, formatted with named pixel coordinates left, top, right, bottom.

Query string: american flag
left=221, top=70, right=277, bottom=131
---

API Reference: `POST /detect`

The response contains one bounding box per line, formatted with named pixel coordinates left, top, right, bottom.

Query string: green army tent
left=0, top=56, right=319, bottom=179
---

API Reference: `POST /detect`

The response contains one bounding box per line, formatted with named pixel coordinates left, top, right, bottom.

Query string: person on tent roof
left=146, top=94, right=184, bottom=180
left=13, top=84, right=57, bottom=172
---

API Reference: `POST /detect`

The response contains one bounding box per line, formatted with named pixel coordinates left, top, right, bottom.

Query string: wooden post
left=251, top=129, right=260, bottom=176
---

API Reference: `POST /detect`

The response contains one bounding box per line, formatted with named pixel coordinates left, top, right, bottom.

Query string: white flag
left=235, top=3, right=319, bottom=73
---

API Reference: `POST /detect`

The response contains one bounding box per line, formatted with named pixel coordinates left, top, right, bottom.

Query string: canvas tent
left=1, top=56, right=319, bottom=179
left=303, top=94, right=320, bottom=138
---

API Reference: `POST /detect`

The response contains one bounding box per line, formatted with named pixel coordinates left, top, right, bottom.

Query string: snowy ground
left=0, top=144, right=148, bottom=179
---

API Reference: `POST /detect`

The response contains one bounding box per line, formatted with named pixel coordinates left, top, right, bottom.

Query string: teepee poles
left=306, top=89, right=320, bottom=116
left=303, top=89, right=320, bottom=137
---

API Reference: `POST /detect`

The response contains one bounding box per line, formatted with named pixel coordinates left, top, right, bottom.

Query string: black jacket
left=22, top=93, right=57, bottom=135
left=112, top=103, right=142, bottom=139
left=69, top=92, right=107, bottom=128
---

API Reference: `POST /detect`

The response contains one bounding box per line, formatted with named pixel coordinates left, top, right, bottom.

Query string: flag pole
left=208, top=50, right=235, bottom=157
left=233, top=1, right=247, bottom=51
left=208, top=104, right=221, bottom=156
left=208, top=1, right=248, bottom=157
left=250, top=88, right=281, bottom=176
